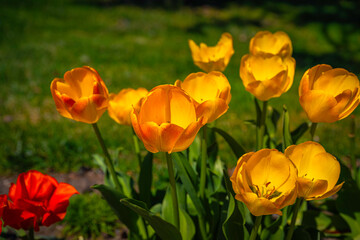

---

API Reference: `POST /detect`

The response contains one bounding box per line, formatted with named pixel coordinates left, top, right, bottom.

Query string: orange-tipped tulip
left=249, top=31, right=293, bottom=58
left=240, top=54, right=295, bottom=101
left=230, top=149, right=297, bottom=216
left=175, top=71, right=231, bottom=123
left=189, top=33, right=234, bottom=72
left=51, top=66, right=109, bottom=124
left=299, top=64, right=360, bottom=123
left=285, top=141, right=344, bottom=200
left=131, top=85, right=205, bottom=153
left=108, top=88, right=148, bottom=126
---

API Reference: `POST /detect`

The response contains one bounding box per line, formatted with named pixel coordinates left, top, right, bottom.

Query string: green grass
left=1, top=0, right=360, bottom=175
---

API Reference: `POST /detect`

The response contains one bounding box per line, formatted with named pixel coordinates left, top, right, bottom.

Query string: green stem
left=310, top=122, right=318, bottom=141
left=199, top=124, right=207, bottom=198
left=286, top=198, right=304, bottom=240
left=165, top=152, right=180, bottom=230
left=28, top=228, right=34, bottom=240
left=92, top=123, right=122, bottom=191
left=249, top=215, right=263, bottom=240
left=132, top=129, right=142, bottom=168
left=349, top=116, right=357, bottom=181
left=256, top=101, right=268, bottom=150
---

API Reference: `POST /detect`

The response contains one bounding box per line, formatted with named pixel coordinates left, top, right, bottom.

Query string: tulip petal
left=297, top=178, right=328, bottom=199
left=196, top=99, right=228, bottom=123
left=236, top=192, right=282, bottom=216
left=314, top=182, right=344, bottom=200
left=171, top=117, right=205, bottom=153
left=70, top=97, right=101, bottom=123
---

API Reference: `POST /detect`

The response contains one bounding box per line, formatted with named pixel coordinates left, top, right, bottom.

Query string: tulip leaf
left=121, top=198, right=182, bottom=240
left=282, top=105, right=293, bottom=151
left=139, top=152, right=153, bottom=207
left=92, top=184, right=146, bottom=239
left=290, top=122, right=309, bottom=144
left=211, top=127, right=246, bottom=159
left=162, top=187, right=195, bottom=240
left=222, top=169, right=248, bottom=240
left=172, top=152, right=205, bottom=216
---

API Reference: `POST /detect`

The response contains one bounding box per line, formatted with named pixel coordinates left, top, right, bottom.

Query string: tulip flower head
left=299, top=64, right=360, bottom=123
left=108, top=88, right=148, bottom=126
left=0, top=194, right=7, bottom=234
left=230, top=149, right=297, bottom=216
left=175, top=71, right=231, bottom=123
left=249, top=31, right=293, bottom=58
left=189, top=33, right=234, bottom=73
left=131, top=85, right=206, bottom=153
left=51, top=66, right=109, bottom=124
left=240, top=54, right=295, bottom=101
left=2, top=170, right=78, bottom=231
left=285, top=141, right=344, bottom=200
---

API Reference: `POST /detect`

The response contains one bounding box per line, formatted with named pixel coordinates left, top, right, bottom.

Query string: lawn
left=1, top=0, right=360, bottom=181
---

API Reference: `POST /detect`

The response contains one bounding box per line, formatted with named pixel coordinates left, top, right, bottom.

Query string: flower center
left=250, top=182, right=282, bottom=200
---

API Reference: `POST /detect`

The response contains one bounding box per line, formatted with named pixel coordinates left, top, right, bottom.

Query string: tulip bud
left=240, top=54, right=295, bottom=101
left=285, top=141, right=344, bottom=200
left=299, top=64, right=360, bottom=123
left=230, top=149, right=297, bottom=216
left=108, top=88, right=148, bottom=126
left=50, top=66, right=109, bottom=124
left=131, top=85, right=206, bottom=153
left=249, top=31, right=293, bottom=58
left=175, top=71, right=231, bottom=123
left=189, top=33, right=234, bottom=73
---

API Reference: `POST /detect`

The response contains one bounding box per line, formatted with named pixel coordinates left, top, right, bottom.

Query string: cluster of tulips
left=1, top=30, right=359, bottom=239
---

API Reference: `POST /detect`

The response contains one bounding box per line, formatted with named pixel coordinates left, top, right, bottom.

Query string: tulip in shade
left=240, top=54, right=295, bottom=101
left=131, top=85, right=206, bottom=153
left=2, top=170, right=78, bottom=231
left=230, top=149, right=297, bottom=216
left=51, top=66, right=109, bottom=124
left=189, top=33, right=234, bottom=73
left=285, top=141, right=344, bottom=200
left=249, top=31, right=293, bottom=58
left=108, top=88, right=148, bottom=126
left=0, top=194, right=7, bottom=234
left=299, top=64, right=360, bottom=123
left=175, top=71, right=231, bottom=123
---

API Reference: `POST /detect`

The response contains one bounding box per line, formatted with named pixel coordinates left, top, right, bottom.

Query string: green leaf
left=282, top=105, right=293, bottom=151
left=92, top=184, right=145, bottom=239
left=222, top=170, right=248, bottom=240
left=211, top=127, right=246, bottom=159
left=139, top=152, right=153, bottom=207
left=121, top=198, right=182, bottom=240
left=290, top=122, right=308, bottom=144
left=172, top=152, right=205, bottom=216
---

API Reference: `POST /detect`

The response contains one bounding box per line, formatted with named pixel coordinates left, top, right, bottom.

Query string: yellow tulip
left=50, top=66, right=109, bottom=124
left=299, top=64, right=360, bottom=123
left=131, top=85, right=206, bottom=153
left=108, top=88, right=148, bottom=126
left=285, top=141, right=344, bottom=200
left=240, top=54, right=295, bottom=101
left=230, top=149, right=297, bottom=216
left=175, top=71, right=231, bottom=123
left=249, top=31, right=293, bottom=58
left=188, top=33, right=234, bottom=72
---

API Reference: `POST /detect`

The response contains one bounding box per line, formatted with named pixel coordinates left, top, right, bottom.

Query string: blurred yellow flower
left=175, top=71, right=231, bottom=123
left=230, top=149, right=297, bottom=216
left=249, top=31, right=293, bottom=57
left=299, top=64, right=360, bottom=123
left=131, top=85, right=205, bottom=153
left=240, top=54, right=295, bottom=101
left=189, top=33, right=234, bottom=72
left=50, top=66, right=109, bottom=124
left=108, top=88, right=148, bottom=126
left=285, top=141, right=344, bottom=200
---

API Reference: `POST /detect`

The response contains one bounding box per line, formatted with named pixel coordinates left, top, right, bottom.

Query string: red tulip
left=2, top=170, right=78, bottom=231
left=0, top=194, right=7, bottom=234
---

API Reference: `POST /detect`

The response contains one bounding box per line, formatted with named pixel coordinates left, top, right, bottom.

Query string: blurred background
left=1, top=0, right=360, bottom=238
